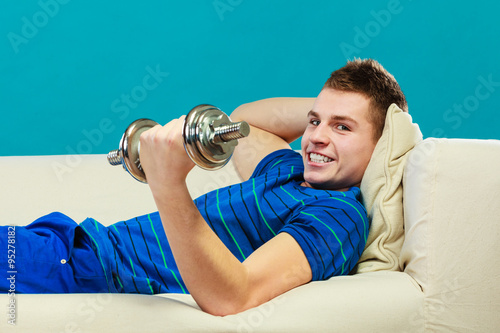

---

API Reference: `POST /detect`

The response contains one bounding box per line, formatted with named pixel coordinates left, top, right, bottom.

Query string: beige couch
left=1, top=136, right=500, bottom=332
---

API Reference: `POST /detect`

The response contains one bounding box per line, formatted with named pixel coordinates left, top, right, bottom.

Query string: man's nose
left=309, top=124, right=329, bottom=145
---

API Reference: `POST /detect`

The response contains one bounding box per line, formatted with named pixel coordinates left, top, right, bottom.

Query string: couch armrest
left=401, top=138, right=500, bottom=331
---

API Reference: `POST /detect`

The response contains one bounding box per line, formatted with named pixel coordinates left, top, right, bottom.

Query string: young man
left=0, top=59, right=407, bottom=316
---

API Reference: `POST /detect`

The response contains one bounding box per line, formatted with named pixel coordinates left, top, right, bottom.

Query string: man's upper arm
left=230, top=97, right=316, bottom=180
left=232, top=125, right=290, bottom=180
left=242, top=232, right=312, bottom=309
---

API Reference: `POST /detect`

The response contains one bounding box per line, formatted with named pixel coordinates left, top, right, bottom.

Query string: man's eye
left=309, top=119, right=320, bottom=126
left=336, top=124, right=350, bottom=131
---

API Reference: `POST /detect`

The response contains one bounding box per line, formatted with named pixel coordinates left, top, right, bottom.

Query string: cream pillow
left=354, top=104, right=422, bottom=273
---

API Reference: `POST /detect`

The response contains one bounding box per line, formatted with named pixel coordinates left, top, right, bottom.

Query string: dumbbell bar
left=107, top=104, right=250, bottom=183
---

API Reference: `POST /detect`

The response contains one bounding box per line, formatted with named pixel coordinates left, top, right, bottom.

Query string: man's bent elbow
left=198, top=293, right=267, bottom=317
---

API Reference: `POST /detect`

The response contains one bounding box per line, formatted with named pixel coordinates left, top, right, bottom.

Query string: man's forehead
left=307, top=110, right=359, bottom=124
left=309, top=106, right=371, bottom=126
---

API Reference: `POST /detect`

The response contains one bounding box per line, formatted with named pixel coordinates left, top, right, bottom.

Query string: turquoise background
left=1, top=0, right=499, bottom=156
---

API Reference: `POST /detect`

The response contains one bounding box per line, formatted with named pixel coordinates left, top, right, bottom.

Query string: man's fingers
left=139, top=117, right=190, bottom=163
left=140, top=124, right=162, bottom=142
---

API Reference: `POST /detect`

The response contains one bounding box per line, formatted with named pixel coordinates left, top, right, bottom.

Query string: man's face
left=301, top=88, right=378, bottom=191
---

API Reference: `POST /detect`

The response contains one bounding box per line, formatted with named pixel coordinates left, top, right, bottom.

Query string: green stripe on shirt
left=300, top=211, right=347, bottom=274
left=330, top=197, right=368, bottom=243
left=280, top=185, right=305, bottom=206
left=252, top=178, right=277, bottom=236
left=217, top=189, right=247, bottom=260
left=147, top=214, right=186, bottom=294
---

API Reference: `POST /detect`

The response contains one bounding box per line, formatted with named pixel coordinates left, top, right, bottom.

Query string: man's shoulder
left=251, top=149, right=302, bottom=178
left=298, top=187, right=367, bottom=221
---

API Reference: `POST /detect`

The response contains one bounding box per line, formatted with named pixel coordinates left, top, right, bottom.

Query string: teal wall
left=1, top=1, right=499, bottom=156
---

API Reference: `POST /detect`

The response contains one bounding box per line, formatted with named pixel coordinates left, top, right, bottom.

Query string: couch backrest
left=400, top=138, right=500, bottom=331
left=0, top=154, right=242, bottom=227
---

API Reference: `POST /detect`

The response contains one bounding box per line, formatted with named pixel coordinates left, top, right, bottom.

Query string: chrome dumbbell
left=107, top=104, right=250, bottom=183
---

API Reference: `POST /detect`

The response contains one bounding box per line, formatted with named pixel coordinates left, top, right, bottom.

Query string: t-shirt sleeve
left=279, top=195, right=369, bottom=280
left=250, top=149, right=302, bottom=179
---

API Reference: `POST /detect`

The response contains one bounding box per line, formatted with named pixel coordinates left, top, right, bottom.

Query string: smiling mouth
left=309, top=152, right=333, bottom=163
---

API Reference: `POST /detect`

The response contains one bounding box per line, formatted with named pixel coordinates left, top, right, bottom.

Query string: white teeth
left=309, top=153, right=333, bottom=163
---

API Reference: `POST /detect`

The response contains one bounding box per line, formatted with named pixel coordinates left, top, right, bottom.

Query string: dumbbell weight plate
left=120, top=118, right=159, bottom=183
left=183, top=104, right=237, bottom=170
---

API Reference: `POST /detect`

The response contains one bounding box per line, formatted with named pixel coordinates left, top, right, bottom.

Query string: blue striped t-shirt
left=81, top=149, right=369, bottom=294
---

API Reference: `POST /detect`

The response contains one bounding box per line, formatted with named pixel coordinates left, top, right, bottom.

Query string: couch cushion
left=355, top=104, right=422, bottom=273
left=0, top=271, right=423, bottom=333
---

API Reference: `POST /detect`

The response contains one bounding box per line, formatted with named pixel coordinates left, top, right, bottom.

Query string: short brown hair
left=323, top=58, right=407, bottom=140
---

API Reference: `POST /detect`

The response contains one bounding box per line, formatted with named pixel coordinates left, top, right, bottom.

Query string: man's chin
left=303, top=176, right=353, bottom=191
left=302, top=177, right=333, bottom=190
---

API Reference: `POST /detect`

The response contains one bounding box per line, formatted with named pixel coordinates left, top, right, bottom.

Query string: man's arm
left=139, top=117, right=312, bottom=316
left=139, top=98, right=315, bottom=315
left=230, top=97, right=315, bottom=180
